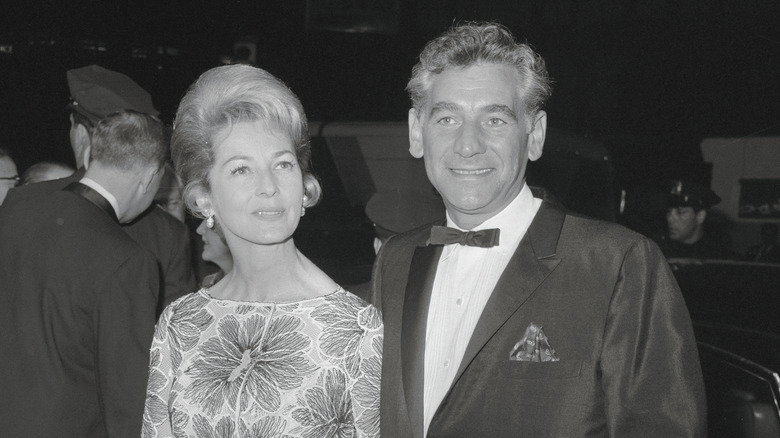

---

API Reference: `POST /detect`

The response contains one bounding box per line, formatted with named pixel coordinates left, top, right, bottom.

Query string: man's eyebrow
left=484, top=104, right=518, bottom=120
left=429, top=102, right=461, bottom=117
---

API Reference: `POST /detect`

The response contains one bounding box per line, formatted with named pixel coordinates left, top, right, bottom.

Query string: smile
left=254, top=210, right=284, bottom=217
left=451, top=168, right=493, bottom=175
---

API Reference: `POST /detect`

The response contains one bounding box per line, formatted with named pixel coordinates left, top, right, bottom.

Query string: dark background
left=2, top=0, right=779, bottom=234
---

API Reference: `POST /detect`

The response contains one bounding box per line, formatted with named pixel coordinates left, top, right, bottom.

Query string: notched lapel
left=401, top=244, right=443, bottom=438
left=451, top=194, right=566, bottom=383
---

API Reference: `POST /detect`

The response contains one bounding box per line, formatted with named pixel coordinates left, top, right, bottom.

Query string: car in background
left=669, top=259, right=780, bottom=438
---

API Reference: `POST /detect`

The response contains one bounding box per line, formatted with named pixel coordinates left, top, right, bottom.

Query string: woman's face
left=207, top=121, right=304, bottom=247
left=196, top=219, right=232, bottom=270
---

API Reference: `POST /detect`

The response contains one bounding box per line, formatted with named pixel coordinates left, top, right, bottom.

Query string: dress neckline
left=198, top=286, right=345, bottom=306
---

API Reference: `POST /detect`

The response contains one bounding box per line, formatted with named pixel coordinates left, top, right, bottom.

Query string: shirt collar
left=79, top=177, right=120, bottom=219
left=445, top=183, right=538, bottom=253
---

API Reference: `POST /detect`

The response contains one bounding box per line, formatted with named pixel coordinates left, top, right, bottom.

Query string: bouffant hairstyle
left=171, top=64, right=320, bottom=218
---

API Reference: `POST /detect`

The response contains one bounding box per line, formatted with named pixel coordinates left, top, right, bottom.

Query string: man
left=2, top=64, right=195, bottom=314
left=0, top=147, right=19, bottom=205
left=0, top=110, right=167, bottom=436
left=657, top=179, right=735, bottom=259
left=370, top=23, right=705, bottom=437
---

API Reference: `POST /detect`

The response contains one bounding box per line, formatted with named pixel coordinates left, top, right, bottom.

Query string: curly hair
left=407, top=22, right=552, bottom=124
left=171, top=64, right=320, bottom=218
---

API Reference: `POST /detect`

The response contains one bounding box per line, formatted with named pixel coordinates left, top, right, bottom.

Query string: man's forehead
left=423, top=65, right=524, bottom=115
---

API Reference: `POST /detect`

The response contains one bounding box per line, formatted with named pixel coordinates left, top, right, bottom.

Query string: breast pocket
left=508, top=359, right=582, bottom=379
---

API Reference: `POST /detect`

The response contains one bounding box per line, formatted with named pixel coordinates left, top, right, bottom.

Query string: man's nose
left=453, top=122, right=486, bottom=158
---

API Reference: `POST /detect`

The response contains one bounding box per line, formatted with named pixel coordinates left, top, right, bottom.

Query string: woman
left=195, top=217, right=233, bottom=288
left=142, top=64, right=382, bottom=437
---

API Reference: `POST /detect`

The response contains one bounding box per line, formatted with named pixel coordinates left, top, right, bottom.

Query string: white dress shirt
left=423, top=184, right=541, bottom=435
left=80, top=177, right=119, bottom=219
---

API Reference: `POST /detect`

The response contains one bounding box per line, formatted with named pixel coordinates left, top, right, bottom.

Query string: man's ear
left=527, top=110, right=547, bottom=162
left=140, top=165, right=161, bottom=194
left=72, top=123, right=92, bottom=169
left=696, top=209, right=707, bottom=225
left=408, top=108, right=424, bottom=159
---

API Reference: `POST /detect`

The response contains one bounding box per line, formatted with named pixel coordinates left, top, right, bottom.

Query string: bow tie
left=428, top=225, right=500, bottom=248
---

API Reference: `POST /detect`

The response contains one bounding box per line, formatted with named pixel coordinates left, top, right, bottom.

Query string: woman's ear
left=302, top=174, right=322, bottom=208
left=193, top=188, right=213, bottom=217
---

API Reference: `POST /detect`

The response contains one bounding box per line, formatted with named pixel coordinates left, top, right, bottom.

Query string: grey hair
left=407, top=22, right=552, bottom=124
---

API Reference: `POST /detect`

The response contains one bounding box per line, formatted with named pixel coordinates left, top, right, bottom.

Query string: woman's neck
left=208, top=238, right=336, bottom=303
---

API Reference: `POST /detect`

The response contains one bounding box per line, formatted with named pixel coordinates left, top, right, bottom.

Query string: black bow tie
left=428, top=225, right=500, bottom=248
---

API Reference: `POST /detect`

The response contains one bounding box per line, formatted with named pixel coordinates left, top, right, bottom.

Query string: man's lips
left=450, top=168, right=493, bottom=175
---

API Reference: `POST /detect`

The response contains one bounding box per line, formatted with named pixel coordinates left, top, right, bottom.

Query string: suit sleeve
left=95, top=251, right=159, bottom=437
left=601, top=238, right=706, bottom=437
left=160, top=221, right=196, bottom=312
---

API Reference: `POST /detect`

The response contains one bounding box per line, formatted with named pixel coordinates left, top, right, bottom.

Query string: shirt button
left=443, top=360, right=450, bottom=368
left=455, top=298, right=463, bottom=306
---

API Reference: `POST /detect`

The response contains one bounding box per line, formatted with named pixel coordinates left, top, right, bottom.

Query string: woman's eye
left=230, top=165, right=249, bottom=175
left=275, top=161, right=295, bottom=170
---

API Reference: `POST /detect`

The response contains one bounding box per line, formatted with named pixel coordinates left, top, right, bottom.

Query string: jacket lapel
left=450, top=193, right=566, bottom=385
left=401, top=242, right=443, bottom=438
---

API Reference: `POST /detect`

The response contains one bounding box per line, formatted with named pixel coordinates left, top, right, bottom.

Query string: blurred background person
left=745, top=222, right=780, bottom=263
left=2, top=64, right=195, bottom=316
left=194, top=217, right=233, bottom=287
left=349, top=188, right=445, bottom=300
left=0, top=110, right=167, bottom=437
left=656, top=179, right=736, bottom=260
left=364, top=188, right=445, bottom=255
left=20, top=161, right=75, bottom=185
left=0, top=147, right=19, bottom=205
left=154, top=162, right=186, bottom=222
left=142, top=64, right=382, bottom=436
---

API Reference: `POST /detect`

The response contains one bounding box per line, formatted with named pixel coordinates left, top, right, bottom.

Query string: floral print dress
left=142, top=287, right=383, bottom=438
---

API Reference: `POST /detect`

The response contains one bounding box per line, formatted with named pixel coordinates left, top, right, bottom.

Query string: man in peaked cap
left=365, top=188, right=446, bottom=254
left=2, top=64, right=195, bottom=315
left=656, top=179, right=736, bottom=259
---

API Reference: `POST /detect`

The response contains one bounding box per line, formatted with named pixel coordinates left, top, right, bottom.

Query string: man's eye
left=486, top=117, right=506, bottom=126
left=437, top=116, right=455, bottom=125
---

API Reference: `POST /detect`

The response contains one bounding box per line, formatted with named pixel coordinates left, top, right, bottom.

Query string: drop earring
left=206, top=213, right=215, bottom=229
left=301, top=194, right=309, bottom=216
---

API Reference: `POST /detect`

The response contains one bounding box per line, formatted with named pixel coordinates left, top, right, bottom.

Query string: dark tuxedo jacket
left=3, top=171, right=196, bottom=315
left=0, top=184, right=159, bottom=436
left=370, top=189, right=706, bottom=437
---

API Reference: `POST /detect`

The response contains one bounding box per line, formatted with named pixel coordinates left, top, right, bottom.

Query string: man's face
left=666, top=206, right=705, bottom=244
left=0, top=156, right=19, bottom=205
left=408, top=63, right=546, bottom=229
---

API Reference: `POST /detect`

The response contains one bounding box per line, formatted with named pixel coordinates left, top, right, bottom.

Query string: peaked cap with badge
left=67, top=64, right=159, bottom=123
left=667, top=180, right=721, bottom=209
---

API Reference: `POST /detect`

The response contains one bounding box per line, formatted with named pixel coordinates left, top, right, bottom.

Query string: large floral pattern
left=312, top=293, right=382, bottom=378
left=142, top=288, right=382, bottom=438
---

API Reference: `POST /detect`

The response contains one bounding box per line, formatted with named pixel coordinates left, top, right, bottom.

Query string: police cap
left=365, top=189, right=445, bottom=239
left=667, top=180, right=721, bottom=208
left=67, top=64, right=159, bottom=123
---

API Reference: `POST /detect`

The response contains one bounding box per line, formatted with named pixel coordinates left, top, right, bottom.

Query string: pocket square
left=509, top=322, right=560, bottom=362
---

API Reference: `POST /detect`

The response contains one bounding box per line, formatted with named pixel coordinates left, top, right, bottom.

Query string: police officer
left=656, top=180, right=736, bottom=259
